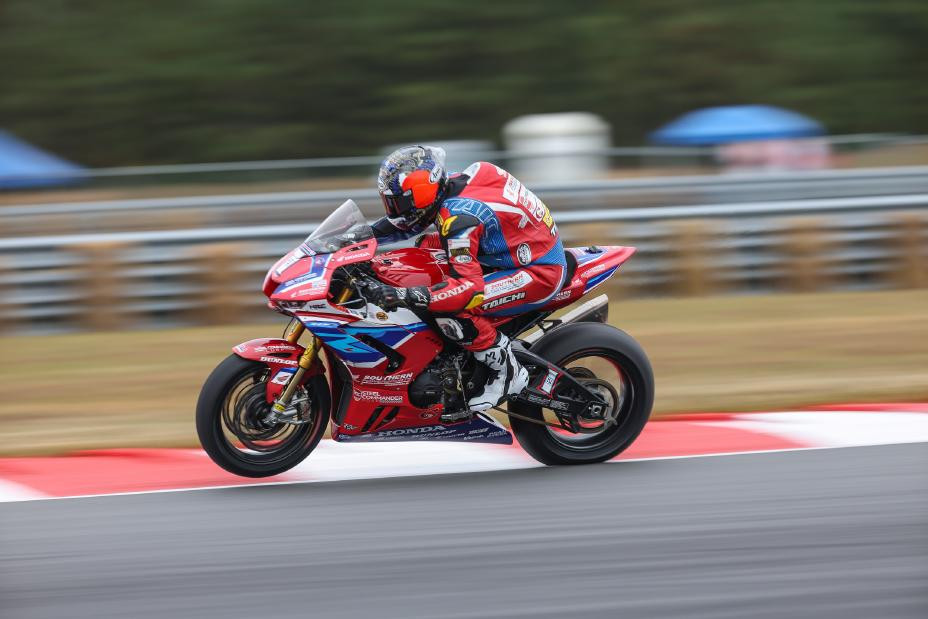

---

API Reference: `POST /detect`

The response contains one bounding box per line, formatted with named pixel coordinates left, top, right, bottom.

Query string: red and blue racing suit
left=373, top=162, right=567, bottom=351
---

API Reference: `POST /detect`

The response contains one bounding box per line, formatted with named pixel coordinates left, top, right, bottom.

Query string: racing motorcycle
left=196, top=200, right=654, bottom=477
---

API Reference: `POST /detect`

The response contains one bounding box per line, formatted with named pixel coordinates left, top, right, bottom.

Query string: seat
left=563, top=250, right=578, bottom=285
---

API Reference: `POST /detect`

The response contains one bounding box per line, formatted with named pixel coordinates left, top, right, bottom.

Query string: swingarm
left=510, top=346, right=611, bottom=433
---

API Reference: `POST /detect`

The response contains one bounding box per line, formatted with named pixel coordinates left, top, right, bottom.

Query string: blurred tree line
left=1, top=0, right=926, bottom=166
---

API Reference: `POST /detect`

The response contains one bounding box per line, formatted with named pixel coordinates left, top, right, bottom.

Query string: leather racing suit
left=372, top=161, right=567, bottom=351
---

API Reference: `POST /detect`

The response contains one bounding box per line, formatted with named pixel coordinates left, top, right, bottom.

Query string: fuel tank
left=371, top=248, right=449, bottom=288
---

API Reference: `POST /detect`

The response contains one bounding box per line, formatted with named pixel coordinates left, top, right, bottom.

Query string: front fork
left=270, top=286, right=352, bottom=415
left=269, top=325, right=320, bottom=416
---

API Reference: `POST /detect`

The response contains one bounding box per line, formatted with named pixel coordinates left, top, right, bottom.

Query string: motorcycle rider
left=364, top=145, right=568, bottom=413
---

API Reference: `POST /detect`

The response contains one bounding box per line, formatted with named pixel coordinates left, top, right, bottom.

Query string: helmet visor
left=381, top=191, right=416, bottom=219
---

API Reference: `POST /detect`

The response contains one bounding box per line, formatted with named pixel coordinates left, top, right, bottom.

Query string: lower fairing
left=333, top=413, right=512, bottom=445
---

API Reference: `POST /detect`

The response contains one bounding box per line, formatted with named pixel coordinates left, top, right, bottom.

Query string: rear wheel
left=196, top=355, right=330, bottom=478
left=509, top=323, right=653, bottom=465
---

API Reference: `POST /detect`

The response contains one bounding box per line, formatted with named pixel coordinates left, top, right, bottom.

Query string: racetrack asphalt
left=2, top=443, right=927, bottom=619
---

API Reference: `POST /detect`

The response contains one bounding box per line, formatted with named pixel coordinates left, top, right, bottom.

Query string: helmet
left=377, top=145, right=447, bottom=231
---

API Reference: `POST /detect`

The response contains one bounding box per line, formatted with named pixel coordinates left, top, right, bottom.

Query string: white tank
left=503, top=112, right=612, bottom=182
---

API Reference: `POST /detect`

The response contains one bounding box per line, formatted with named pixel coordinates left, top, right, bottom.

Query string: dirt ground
left=1, top=289, right=925, bottom=456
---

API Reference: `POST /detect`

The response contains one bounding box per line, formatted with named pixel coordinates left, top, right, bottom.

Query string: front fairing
left=262, top=199, right=377, bottom=302
left=266, top=239, right=378, bottom=303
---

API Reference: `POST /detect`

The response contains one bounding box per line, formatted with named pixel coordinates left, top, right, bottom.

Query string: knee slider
left=434, top=317, right=479, bottom=346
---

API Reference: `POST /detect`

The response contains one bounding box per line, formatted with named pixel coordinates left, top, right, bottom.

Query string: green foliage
left=1, top=0, right=926, bottom=165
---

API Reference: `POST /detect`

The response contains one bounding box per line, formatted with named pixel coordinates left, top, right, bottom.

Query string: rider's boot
left=467, top=334, right=529, bottom=412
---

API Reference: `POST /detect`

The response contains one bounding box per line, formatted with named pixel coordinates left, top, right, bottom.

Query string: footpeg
left=440, top=409, right=473, bottom=423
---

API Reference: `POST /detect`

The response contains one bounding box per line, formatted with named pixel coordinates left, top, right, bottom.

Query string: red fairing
left=328, top=325, right=446, bottom=439
left=263, top=250, right=313, bottom=298
left=539, top=245, right=636, bottom=312
left=232, top=338, right=323, bottom=402
left=371, top=248, right=449, bottom=288
left=263, top=239, right=378, bottom=302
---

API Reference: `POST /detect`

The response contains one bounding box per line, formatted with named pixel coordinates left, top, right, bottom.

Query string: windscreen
left=300, top=199, right=373, bottom=254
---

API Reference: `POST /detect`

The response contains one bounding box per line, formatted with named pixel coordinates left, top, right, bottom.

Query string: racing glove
left=363, top=281, right=430, bottom=311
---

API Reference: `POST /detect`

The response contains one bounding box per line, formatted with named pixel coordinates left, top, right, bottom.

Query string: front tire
left=196, top=355, right=330, bottom=478
left=509, top=322, right=654, bottom=465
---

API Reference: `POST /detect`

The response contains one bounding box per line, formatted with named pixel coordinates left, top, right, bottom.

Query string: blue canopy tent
left=0, top=130, right=85, bottom=189
left=650, top=105, right=825, bottom=145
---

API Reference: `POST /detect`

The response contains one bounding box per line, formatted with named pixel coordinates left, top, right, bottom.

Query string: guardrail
left=0, top=194, right=925, bottom=333
left=3, top=165, right=928, bottom=238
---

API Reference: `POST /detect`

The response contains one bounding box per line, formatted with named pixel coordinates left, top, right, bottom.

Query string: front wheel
left=196, top=355, right=330, bottom=478
left=509, top=322, right=654, bottom=465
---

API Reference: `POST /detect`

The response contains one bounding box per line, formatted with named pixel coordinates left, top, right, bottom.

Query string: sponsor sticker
left=409, top=288, right=430, bottom=307
left=431, top=280, right=474, bottom=301
left=553, top=289, right=572, bottom=302
left=453, top=254, right=472, bottom=264
left=503, top=174, right=522, bottom=203
left=484, top=271, right=532, bottom=299
left=260, top=356, right=298, bottom=366
left=526, top=393, right=569, bottom=411
left=271, top=369, right=295, bottom=385
left=375, top=425, right=445, bottom=436
left=540, top=369, right=558, bottom=395
left=274, top=251, right=302, bottom=275
left=294, top=280, right=328, bottom=296
left=481, top=291, right=526, bottom=310
left=447, top=237, right=469, bottom=250
left=440, top=215, right=459, bottom=237
left=253, top=344, right=299, bottom=353
left=360, top=372, right=414, bottom=386
left=353, top=389, right=404, bottom=404
left=517, top=243, right=532, bottom=266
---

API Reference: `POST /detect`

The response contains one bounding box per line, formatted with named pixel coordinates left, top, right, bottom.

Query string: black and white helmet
left=377, top=145, right=447, bottom=231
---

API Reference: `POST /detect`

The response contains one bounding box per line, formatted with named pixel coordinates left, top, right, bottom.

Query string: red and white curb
left=2, top=405, right=926, bottom=503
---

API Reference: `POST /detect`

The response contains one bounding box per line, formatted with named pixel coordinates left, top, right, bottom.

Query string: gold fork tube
left=284, top=320, right=305, bottom=344
left=272, top=337, right=320, bottom=413
left=334, top=284, right=353, bottom=305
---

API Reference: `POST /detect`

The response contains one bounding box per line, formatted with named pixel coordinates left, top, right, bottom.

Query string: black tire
left=195, top=354, right=330, bottom=478
left=510, top=322, right=654, bottom=465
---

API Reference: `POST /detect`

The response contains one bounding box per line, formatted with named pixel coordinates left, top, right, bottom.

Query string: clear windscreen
left=300, top=199, right=373, bottom=254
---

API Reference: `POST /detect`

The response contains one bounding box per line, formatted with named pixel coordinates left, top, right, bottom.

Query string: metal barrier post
left=71, top=242, right=132, bottom=331
left=891, top=214, right=928, bottom=288
left=0, top=258, right=18, bottom=335
left=189, top=243, right=250, bottom=325
left=780, top=219, right=833, bottom=293
left=669, top=220, right=725, bottom=296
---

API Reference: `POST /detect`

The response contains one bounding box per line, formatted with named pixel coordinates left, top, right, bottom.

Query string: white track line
left=702, top=411, right=928, bottom=447
left=0, top=479, right=49, bottom=502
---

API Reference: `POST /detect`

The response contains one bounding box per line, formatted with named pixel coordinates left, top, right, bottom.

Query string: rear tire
left=196, top=355, right=330, bottom=478
left=509, top=322, right=654, bottom=465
